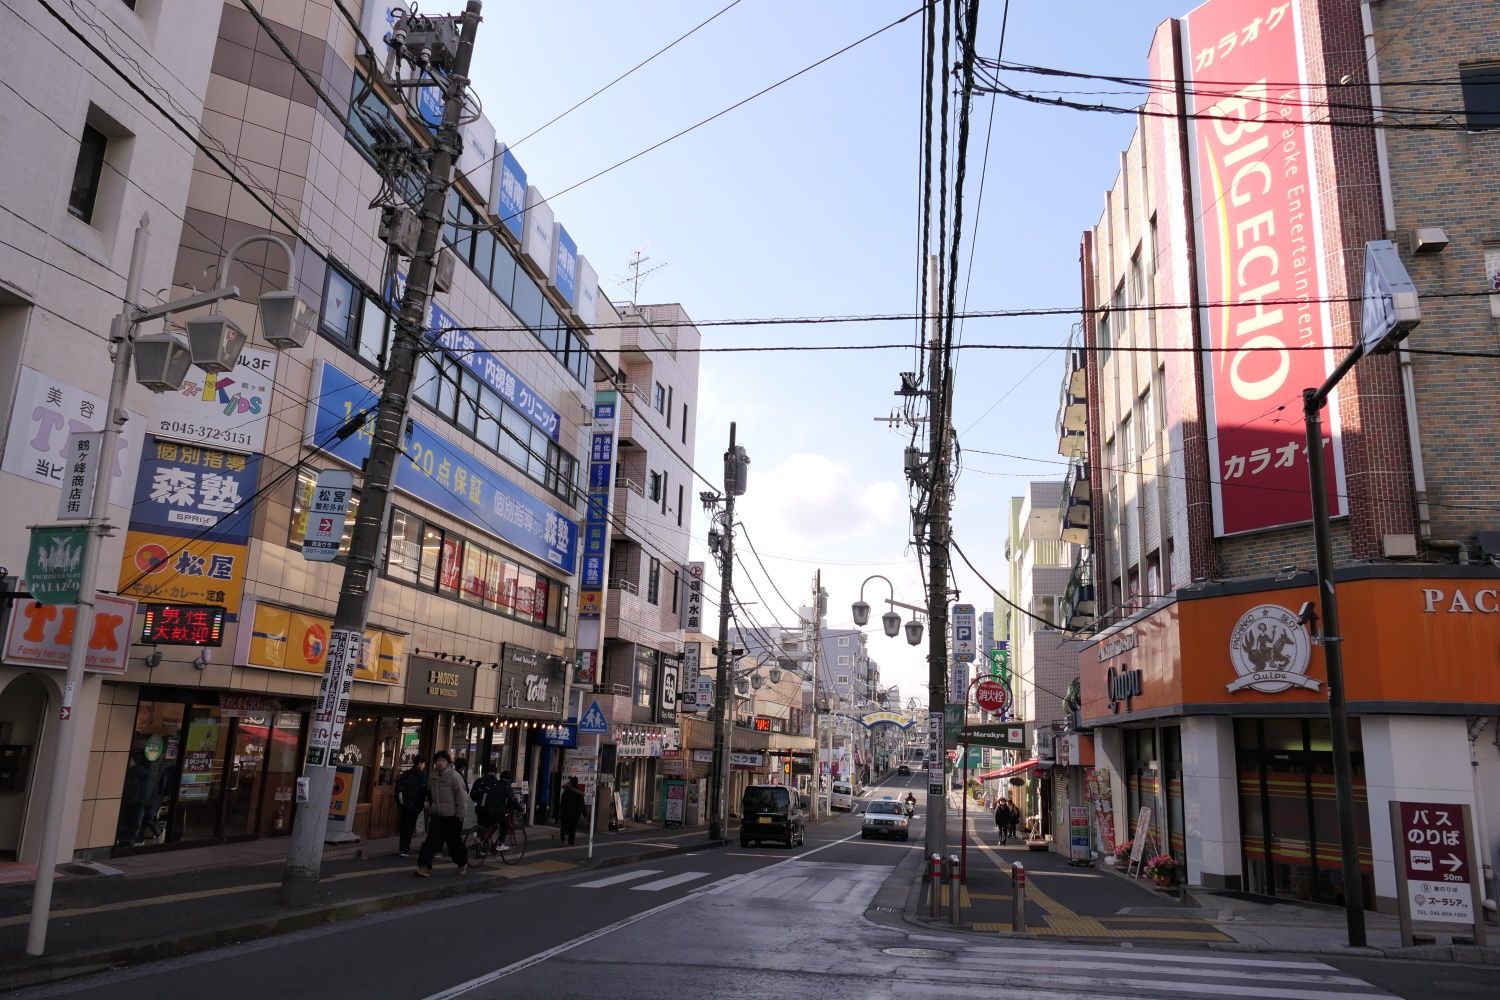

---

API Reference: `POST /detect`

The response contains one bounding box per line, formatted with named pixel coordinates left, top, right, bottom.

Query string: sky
left=467, top=1, right=1190, bottom=702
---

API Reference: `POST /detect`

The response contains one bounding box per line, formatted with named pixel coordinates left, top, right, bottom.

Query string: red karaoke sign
left=1182, top=0, right=1346, bottom=536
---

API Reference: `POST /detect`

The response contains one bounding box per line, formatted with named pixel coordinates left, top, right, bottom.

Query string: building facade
left=0, top=1, right=702, bottom=863
left=1067, top=0, right=1500, bottom=912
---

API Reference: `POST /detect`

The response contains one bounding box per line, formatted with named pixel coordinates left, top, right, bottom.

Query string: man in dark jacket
left=394, top=756, right=428, bottom=856
left=558, top=776, right=586, bottom=845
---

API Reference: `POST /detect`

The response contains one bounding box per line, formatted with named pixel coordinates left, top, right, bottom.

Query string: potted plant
left=1109, top=839, right=1132, bottom=867
left=1143, top=852, right=1177, bottom=887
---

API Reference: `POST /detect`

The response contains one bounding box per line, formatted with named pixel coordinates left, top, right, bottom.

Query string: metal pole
left=1012, top=862, right=1027, bottom=933
left=281, top=2, right=483, bottom=905
left=26, top=217, right=151, bottom=956
left=948, top=853, right=961, bottom=924
left=923, top=253, right=949, bottom=864
left=929, top=854, right=942, bottom=918
left=808, top=569, right=820, bottom=823
left=1303, top=385, right=1368, bottom=947
left=961, top=740, right=969, bottom=883
left=587, top=731, right=599, bottom=860
left=709, top=423, right=737, bottom=843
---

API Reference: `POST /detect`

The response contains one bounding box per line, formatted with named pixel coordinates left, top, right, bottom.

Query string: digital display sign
left=753, top=716, right=773, bottom=732
left=140, top=603, right=226, bottom=647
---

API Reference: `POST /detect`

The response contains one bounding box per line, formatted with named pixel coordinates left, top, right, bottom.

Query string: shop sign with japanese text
left=307, top=361, right=577, bottom=574
left=147, top=347, right=276, bottom=452
left=1393, top=800, right=1479, bottom=928
left=2, top=366, right=144, bottom=506
left=3, top=592, right=137, bottom=674
left=130, top=435, right=259, bottom=543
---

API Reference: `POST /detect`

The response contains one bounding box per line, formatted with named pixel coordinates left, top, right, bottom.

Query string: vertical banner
left=685, top=562, right=704, bottom=631
left=306, top=628, right=361, bottom=767
left=1182, top=0, right=1346, bottom=535
left=577, top=391, right=619, bottom=621
left=57, top=432, right=102, bottom=520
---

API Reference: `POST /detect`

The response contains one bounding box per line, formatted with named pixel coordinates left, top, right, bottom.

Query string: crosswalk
left=910, top=943, right=1393, bottom=1000
left=572, top=868, right=713, bottom=892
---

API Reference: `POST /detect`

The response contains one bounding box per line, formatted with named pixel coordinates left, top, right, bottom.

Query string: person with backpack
left=470, top=762, right=511, bottom=833
left=394, top=755, right=428, bottom=857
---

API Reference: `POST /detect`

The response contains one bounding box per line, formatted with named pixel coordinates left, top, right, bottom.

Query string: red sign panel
left=140, top=603, right=226, bottom=647
left=1182, top=0, right=1346, bottom=535
left=974, top=679, right=1009, bottom=714
left=753, top=716, right=773, bottom=732
left=1398, top=801, right=1470, bottom=883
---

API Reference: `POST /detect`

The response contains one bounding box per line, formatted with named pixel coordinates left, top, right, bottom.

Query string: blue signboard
left=417, top=86, right=444, bottom=128
left=578, top=393, right=617, bottom=600
left=495, top=145, right=528, bottom=241
left=578, top=700, right=609, bottom=734
left=131, top=434, right=260, bottom=544
left=389, top=272, right=561, bottom=441
left=536, top=723, right=578, bottom=748
left=551, top=224, right=577, bottom=307
left=307, top=361, right=578, bottom=574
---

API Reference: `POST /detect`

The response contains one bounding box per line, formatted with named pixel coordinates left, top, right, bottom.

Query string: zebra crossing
left=572, top=868, right=714, bottom=892
left=910, top=942, right=1394, bottom=1000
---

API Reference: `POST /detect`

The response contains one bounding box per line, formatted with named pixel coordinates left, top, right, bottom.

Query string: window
left=68, top=123, right=108, bottom=223
left=837, top=655, right=851, bottom=666
left=648, top=471, right=663, bottom=502
left=647, top=557, right=660, bottom=605
left=1486, top=245, right=1500, bottom=319
left=677, top=484, right=684, bottom=527
left=681, top=403, right=688, bottom=444
left=356, top=295, right=388, bottom=369
left=387, top=509, right=422, bottom=584
left=670, top=569, right=679, bottom=614
left=653, top=382, right=666, bottom=413
left=1097, top=309, right=1111, bottom=363
left=836, top=675, right=849, bottom=686
left=289, top=469, right=358, bottom=556
left=837, top=636, right=850, bottom=647
left=659, top=470, right=668, bottom=513
left=1120, top=415, right=1135, bottom=473
left=1460, top=63, right=1500, bottom=131
left=666, top=386, right=674, bottom=426
left=1146, top=549, right=1162, bottom=601
left=1139, top=389, right=1154, bottom=451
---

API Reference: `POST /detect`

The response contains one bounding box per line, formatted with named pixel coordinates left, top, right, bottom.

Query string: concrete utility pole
left=808, top=568, right=821, bottom=822
left=708, top=423, right=746, bottom=842
left=281, top=1, right=483, bottom=905
left=923, top=253, right=950, bottom=865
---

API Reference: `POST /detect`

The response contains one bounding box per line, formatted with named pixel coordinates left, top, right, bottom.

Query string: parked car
left=862, top=798, right=910, bottom=841
left=740, top=784, right=806, bottom=849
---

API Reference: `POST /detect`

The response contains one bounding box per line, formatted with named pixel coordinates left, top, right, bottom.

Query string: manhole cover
left=882, top=947, right=952, bottom=959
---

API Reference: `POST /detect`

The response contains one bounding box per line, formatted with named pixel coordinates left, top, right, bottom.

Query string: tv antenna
left=615, top=242, right=669, bottom=305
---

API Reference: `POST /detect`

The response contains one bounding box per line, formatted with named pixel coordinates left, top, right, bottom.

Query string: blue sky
left=468, top=1, right=1189, bottom=699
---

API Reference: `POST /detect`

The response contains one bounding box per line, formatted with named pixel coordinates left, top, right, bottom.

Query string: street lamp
left=853, top=574, right=925, bottom=645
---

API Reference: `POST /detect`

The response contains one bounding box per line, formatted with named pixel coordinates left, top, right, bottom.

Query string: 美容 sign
left=2, top=366, right=144, bottom=506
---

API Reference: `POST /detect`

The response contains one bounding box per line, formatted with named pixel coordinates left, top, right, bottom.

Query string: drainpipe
left=1469, top=717, right=1497, bottom=916
left=1361, top=0, right=1436, bottom=546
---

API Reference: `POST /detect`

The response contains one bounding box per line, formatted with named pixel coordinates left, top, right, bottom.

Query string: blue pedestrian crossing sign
left=578, top=700, right=610, bottom=734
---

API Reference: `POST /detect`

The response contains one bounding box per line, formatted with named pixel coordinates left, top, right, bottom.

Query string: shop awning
left=978, top=759, right=1038, bottom=782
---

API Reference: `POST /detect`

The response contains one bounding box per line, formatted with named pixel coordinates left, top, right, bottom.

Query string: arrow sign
left=578, top=700, right=609, bottom=734
left=1442, top=853, right=1464, bottom=873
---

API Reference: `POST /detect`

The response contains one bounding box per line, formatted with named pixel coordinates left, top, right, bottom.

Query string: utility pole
left=922, top=253, right=950, bottom=865
left=709, top=424, right=747, bottom=842
left=808, top=568, right=822, bottom=821
left=281, top=1, right=483, bottom=905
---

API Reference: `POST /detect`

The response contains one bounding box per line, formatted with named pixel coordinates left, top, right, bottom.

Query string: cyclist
left=470, top=765, right=520, bottom=847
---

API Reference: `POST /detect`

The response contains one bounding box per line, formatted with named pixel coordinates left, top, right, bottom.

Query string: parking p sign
left=952, top=603, right=975, bottom=662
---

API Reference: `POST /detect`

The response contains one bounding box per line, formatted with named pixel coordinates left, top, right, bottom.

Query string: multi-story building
left=588, top=300, right=700, bottom=822
left=0, top=1, right=699, bottom=864
left=1067, top=0, right=1500, bottom=911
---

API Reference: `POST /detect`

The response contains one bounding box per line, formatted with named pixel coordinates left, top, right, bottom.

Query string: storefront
left=496, top=643, right=568, bottom=822
left=616, top=724, right=678, bottom=822
left=1080, top=569, right=1500, bottom=911
left=114, top=690, right=307, bottom=851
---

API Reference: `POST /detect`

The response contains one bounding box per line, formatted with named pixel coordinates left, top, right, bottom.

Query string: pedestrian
left=394, top=755, right=428, bottom=857
left=995, top=799, right=1009, bottom=846
left=469, top=762, right=513, bottom=836
left=1005, top=802, right=1020, bottom=842
left=558, top=776, right=586, bottom=845
left=416, top=751, right=469, bottom=876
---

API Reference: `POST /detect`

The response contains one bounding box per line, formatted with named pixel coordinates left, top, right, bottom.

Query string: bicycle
left=466, top=809, right=527, bottom=865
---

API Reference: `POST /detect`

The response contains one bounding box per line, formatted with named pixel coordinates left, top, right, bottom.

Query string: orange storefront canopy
left=979, top=759, right=1038, bottom=782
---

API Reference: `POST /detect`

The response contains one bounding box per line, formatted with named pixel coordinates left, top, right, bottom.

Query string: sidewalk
left=0, top=820, right=722, bottom=990
left=906, top=794, right=1500, bottom=962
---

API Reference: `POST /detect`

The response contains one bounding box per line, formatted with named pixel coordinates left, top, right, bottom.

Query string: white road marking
left=423, top=832, right=860, bottom=1000
left=572, top=869, right=662, bottom=889
left=629, top=871, right=711, bottom=892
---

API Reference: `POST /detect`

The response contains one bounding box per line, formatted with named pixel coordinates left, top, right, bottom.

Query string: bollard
left=1011, top=862, right=1027, bottom=933
left=948, top=854, right=961, bottom=924
left=929, top=853, right=943, bottom=918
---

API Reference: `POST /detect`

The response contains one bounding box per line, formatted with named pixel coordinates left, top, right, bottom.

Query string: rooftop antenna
left=614, top=241, right=669, bottom=305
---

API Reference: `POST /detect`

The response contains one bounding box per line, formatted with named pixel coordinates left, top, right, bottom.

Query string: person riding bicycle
left=469, top=764, right=516, bottom=838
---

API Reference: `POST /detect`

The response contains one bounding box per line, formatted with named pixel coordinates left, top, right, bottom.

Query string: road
left=13, top=772, right=1495, bottom=1000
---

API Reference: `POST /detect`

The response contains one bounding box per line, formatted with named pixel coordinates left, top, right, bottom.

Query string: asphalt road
left=14, top=771, right=1498, bottom=1000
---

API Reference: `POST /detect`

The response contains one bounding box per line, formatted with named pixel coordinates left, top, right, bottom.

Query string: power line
left=508, top=0, right=745, bottom=151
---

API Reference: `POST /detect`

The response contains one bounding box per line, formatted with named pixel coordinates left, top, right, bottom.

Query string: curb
left=0, top=878, right=502, bottom=992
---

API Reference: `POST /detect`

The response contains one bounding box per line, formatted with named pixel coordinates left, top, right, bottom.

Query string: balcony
left=1056, top=347, right=1087, bottom=458
left=1061, top=549, right=1096, bottom=633
left=1060, top=457, right=1091, bottom=547
left=613, top=476, right=646, bottom=522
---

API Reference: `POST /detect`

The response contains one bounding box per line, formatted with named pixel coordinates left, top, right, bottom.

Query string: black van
left=740, top=784, right=806, bottom=848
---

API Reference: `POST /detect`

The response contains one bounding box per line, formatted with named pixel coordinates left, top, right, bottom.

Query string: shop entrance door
left=220, top=716, right=268, bottom=838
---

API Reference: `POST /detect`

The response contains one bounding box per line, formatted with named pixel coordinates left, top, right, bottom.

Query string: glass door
left=220, top=716, right=268, bottom=838
left=172, top=706, right=228, bottom=843
left=258, top=712, right=304, bottom=836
